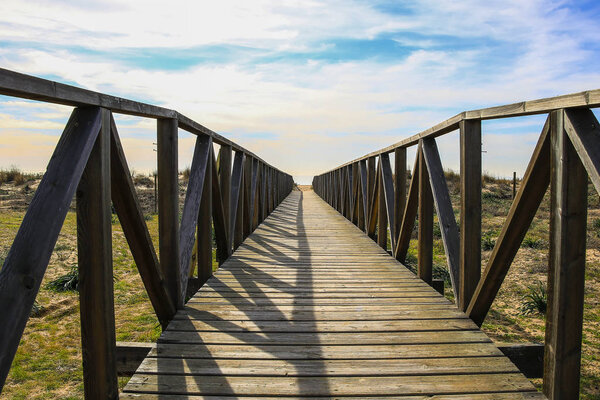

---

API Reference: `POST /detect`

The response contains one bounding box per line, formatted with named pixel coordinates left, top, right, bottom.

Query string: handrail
left=0, top=68, right=279, bottom=170
left=312, top=92, right=600, bottom=400
left=0, top=68, right=294, bottom=399
left=322, top=87, right=600, bottom=173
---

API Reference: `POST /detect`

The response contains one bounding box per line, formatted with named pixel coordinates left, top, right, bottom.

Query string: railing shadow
left=153, top=191, right=330, bottom=397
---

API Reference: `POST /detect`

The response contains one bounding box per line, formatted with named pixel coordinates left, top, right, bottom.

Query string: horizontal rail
left=0, top=68, right=278, bottom=171
left=324, top=88, right=600, bottom=173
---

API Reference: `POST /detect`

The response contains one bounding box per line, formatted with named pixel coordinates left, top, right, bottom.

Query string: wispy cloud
left=0, top=0, right=599, bottom=183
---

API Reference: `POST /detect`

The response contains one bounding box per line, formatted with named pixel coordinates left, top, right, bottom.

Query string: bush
left=45, top=267, right=79, bottom=292
left=522, top=236, right=544, bottom=249
left=0, top=166, right=39, bottom=185
left=482, top=235, right=496, bottom=251
left=521, top=281, right=547, bottom=315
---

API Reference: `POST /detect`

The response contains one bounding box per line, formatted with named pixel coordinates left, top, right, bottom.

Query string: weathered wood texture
left=157, top=118, right=182, bottom=308
left=124, top=190, right=538, bottom=398
left=544, top=109, right=588, bottom=399
left=0, top=107, right=102, bottom=389
left=77, top=108, right=118, bottom=399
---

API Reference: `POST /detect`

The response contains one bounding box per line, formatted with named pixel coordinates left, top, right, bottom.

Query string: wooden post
left=243, top=156, right=252, bottom=238
left=418, top=143, right=433, bottom=284
left=394, top=148, right=407, bottom=246
left=219, top=145, right=232, bottom=251
left=459, top=120, right=482, bottom=311
left=197, top=144, right=213, bottom=286
left=377, top=160, right=388, bottom=250
left=512, top=171, right=517, bottom=199
left=367, top=157, right=376, bottom=225
left=157, top=118, right=181, bottom=308
left=77, top=108, right=118, bottom=399
left=544, top=109, right=588, bottom=399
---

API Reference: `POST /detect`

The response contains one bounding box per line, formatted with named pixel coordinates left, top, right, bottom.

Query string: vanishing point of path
left=122, top=190, right=543, bottom=399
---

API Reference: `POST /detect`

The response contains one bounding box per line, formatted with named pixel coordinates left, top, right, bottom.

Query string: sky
left=0, top=0, right=599, bottom=184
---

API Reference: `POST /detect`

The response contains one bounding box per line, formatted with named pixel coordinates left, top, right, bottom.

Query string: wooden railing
left=312, top=89, right=600, bottom=400
left=0, top=68, right=293, bottom=399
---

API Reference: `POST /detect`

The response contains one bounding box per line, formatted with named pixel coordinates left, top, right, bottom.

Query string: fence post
left=157, top=118, right=181, bottom=308
left=459, top=119, right=482, bottom=311
left=544, top=109, right=588, bottom=399
left=418, top=143, right=433, bottom=284
left=77, top=108, right=118, bottom=399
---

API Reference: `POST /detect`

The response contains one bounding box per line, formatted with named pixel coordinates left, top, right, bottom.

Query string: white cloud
left=0, top=0, right=598, bottom=184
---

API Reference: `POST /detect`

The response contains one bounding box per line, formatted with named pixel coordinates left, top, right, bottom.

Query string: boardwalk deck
left=122, top=190, right=544, bottom=399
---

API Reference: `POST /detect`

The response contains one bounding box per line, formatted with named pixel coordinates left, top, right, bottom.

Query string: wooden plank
left=459, top=119, right=482, bottom=311
left=544, top=109, right=588, bottom=399
left=109, top=117, right=175, bottom=327
left=122, top=393, right=546, bottom=400
left=395, top=143, right=420, bottom=261
left=418, top=143, right=433, bottom=284
left=134, top=355, right=519, bottom=376
left=77, top=108, right=118, bottom=399
left=394, top=148, right=407, bottom=246
left=564, top=108, right=600, bottom=193
left=166, top=318, right=475, bottom=333
left=467, top=117, right=551, bottom=326
left=0, top=107, right=102, bottom=390
left=421, top=137, right=459, bottom=297
left=147, top=342, right=504, bottom=359
left=124, top=373, right=536, bottom=396
left=178, top=135, right=212, bottom=305
left=218, top=145, right=232, bottom=250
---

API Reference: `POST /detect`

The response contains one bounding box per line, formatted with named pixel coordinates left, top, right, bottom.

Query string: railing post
left=418, top=143, right=433, bottom=284
left=197, top=144, right=213, bottom=285
left=394, top=148, right=407, bottom=246
left=218, top=145, right=232, bottom=252
left=77, top=108, right=118, bottom=399
left=243, top=156, right=252, bottom=238
left=377, top=159, right=388, bottom=250
left=544, top=109, right=588, bottom=399
left=459, top=119, right=482, bottom=311
left=157, top=118, right=182, bottom=308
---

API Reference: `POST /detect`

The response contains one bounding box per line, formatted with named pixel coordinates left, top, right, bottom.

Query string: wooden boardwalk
left=123, top=190, right=543, bottom=399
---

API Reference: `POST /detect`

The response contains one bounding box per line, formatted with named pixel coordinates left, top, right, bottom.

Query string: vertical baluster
left=418, top=143, right=433, bottom=284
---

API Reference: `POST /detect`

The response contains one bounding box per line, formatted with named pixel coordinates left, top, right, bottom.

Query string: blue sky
left=0, top=0, right=599, bottom=183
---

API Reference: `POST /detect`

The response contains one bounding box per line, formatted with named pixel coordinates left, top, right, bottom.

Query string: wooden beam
left=377, top=160, right=388, bottom=250
left=564, top=108, right=600, bottom=194
left=380, top=153, right=396, bottom=251
left=157, top=118, right=181, bottom=308
left=421, top=137, right=460, bottom=299
left=359, top=160, right=369, bottom=232
left=230, top=152, right=245, bottom=249
left=459, top=120, right=482, bottom=312
left=0, top=107, right=101, bottom=390
left=544, top=109, right=588, bottom=400
left=394, top=148, right=407, bottom=246
left=367, top=157, right=376, bottom=226
left=418, top=143, right=433, bottom=284
left=395, top=143, right=421, bottom=262
left=250, top=159, right=260, bottom=231
left=467, top=117, right=551, bottom=326
left=367, top=161, right=381, bottom=240
left=210, top=149, right=229, bottom=265
left=242, top=156, right=253, bottom=238
left=115, top=342, right=154, bottom=376
left=178, top=135, right=211, bottom=305
left=218, top=145, right=232, bottom=251
left=77, top=108, right=118, bottom=399
left=197, top=140, right=213, bottom=287
left=109, top=118, right=175, bottom=328
left=497, top=343, right=544, bottom=379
